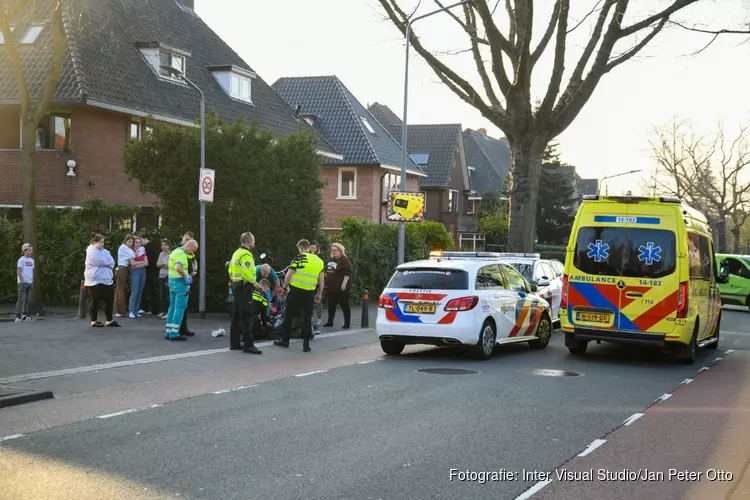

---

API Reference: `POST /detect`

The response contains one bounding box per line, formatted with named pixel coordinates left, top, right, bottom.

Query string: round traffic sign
left=202, top=176, right=213, bottom=195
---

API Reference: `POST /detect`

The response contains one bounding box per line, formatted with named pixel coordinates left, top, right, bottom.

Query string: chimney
left=477, top=128, right=487, bottom=135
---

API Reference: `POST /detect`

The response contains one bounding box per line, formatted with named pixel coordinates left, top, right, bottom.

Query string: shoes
left=106, top=321, right=121, bottom=327
left=342, top=324, right=350, bottom=329
left=22, top=315, right=34, bottom=321
left=129, top=313, right=137, bottom=319
left=138, top=310, right=146, bottom=314
left=229, top=345, right=243, bottom=351
left=114, top=313, right=122, bottom=318
left=273, top=340, right=289, bottom=348
left=183, top=331, right=196, bottom=337
left=91, top=321, right=104, bottom=328
left=243, top=346, right=262, bottom=355
left=14, top=317, right=21, bottom=323
left=323, top=322, right=334, bottom=327
left=303, top=340, right=311, bottom=353
left=168, top=335, right=188, bottom=341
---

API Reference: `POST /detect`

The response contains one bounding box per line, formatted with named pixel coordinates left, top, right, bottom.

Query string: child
left=252, top=279, right=272, bottom=340
left=15, top=243, right=35, bottom=322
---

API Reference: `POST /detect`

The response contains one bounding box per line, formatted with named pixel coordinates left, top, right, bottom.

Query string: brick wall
left=0, top=105, right=155, bottom=207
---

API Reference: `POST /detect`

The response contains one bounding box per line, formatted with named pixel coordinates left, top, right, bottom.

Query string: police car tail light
left=378, top=294, right=396, bottom=310
left=444, top=296, right=479, bottom=312
left=677, top=282, right=688, bottom=318
left=560, top=274, right=569, bottom=310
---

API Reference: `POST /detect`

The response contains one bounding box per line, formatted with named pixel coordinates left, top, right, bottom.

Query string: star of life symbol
left=587, top=240, right=610, bottom=262
left=638, top=242, right=662, bottom=265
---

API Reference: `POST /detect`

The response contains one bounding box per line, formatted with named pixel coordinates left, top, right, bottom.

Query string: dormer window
left=209, top=65, right=256, bottom=104
left=137, top=42, right=191, bottom=82
left=20, top=25, right=44, bottom=44
left=159, top=50, right=185, bottom=80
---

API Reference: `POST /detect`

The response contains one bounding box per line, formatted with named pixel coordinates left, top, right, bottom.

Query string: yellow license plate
left=577, top=312, right=611, bottom=323
left=405, top=304, right=436, bottom=314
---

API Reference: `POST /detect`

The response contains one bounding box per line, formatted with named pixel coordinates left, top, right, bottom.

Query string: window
left=382, top=172, right=401, bottom=201
left=501, top=264, right=529, bottom=293
left=509, top=262, right=534, bottom=282
left=360, top=117, right=376, bottom=134
left=338, top=168, right=357, bottom=199
left=410, top=153, right=430, bottom=165
left=476, top=265, right=505, bottom=290
left=35, top=114, right=71, bottom=150
left=697, top=234, right=714, bottom=281
left=573, top=226, right=676, bottom=279
left=20, top=26, right=43, bottom=44
left=129, top=121, right=141, bottom=140
left=448, top=190, right=458, bottom=213
left=230, top=73, right=253, bottom=103
left=467, top=199, right=476, bottom=215
left=387, top=268, right=469, bottom=290
left=535, top=262, right=555, bottom=281
left=159, top=50, right=185, bottom=79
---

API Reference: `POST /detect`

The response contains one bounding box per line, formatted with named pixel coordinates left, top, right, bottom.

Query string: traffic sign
left=199, top=168, right=215, bottom=202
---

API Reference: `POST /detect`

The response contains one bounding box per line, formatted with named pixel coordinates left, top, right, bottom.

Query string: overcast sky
left=196, top=0, right=750, bottom=195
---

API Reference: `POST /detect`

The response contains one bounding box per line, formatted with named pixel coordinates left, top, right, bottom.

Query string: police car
left=495, top=253, right=564, bottom=323
left=376, top=251, right=554, bottom=360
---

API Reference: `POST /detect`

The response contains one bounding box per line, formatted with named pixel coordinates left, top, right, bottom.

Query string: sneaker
left=14, top=317, right=21, bottom=323
left=129, top=313, right=137, bottom=319
left=114, top=313, right=123, bottom=318
left=138, top=310, right=146, bottom=314
left=23, top=315, right=34, bottom=321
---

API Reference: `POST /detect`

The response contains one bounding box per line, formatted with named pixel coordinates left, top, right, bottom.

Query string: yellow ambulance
left=560, top=194, right=730, bottom=364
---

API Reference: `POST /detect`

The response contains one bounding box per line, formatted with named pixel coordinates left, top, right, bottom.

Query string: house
left=462, top=128, right=511, bottom=197
left=0, top=0, right=339, bottom=226
left=271, top=76, right=425, bottom=232
left=577, top=178, right=599, bottom=199
left=368, top=103, right=484, bottom=248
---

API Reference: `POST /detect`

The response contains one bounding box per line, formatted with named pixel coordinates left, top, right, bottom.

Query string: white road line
left=655, top=393, right=672, bottom=403
left=0, top=434, right=25, bottom=442
left=212, top=384, right=257, bottom=395
left=681, top=378, right=694, bottom=385
left=721, top=331, right=750, bottom=336
left=577, top=439, right=607, bottom=457
left=294, top=370, right=329, bottom=378
left=726, top=349, right=735, bottom=355
left=514, top=479, right=552, bottom=500
left=0, top=328, right=373, bottom=384
left=698, top=366, right=711, bottom=373
left=357, top=360, right=377, bottom=364
left=96, top=404, right=162, bottom=419
left=622, top=413, right=644, bottom=426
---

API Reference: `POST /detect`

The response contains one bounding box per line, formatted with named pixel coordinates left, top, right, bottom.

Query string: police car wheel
left=565, top=334, right=588, bottom=355
left=529, top=313, right=552, bottom=350
left=473, top=320, right=496, bottom=360
left=381, top=339, right=405, bottom=355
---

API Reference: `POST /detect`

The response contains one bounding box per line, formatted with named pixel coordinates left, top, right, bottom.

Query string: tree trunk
left=21, top=116, right=43, bottom=314
left=715, top=216, right=728, bottom=253
left=731, top=225, right=741, bottom=254
left=506, top=137, right=545, bottom=252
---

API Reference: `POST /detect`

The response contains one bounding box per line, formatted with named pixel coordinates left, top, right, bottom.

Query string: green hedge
left=536, top=244, right=566, bottom=262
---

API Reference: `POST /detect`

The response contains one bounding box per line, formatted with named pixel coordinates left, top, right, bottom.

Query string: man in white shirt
left=15, top=243, right=35, bottom=322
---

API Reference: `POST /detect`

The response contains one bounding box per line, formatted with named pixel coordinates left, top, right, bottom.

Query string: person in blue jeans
left=128, top=236, right=149, bottom=319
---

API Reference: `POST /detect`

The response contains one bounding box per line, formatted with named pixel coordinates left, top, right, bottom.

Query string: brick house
left=0, top=0, right=339, bottom=225
left=272, top=76, right=426, bottom=232
left=368, top=103, right=482, bottom=248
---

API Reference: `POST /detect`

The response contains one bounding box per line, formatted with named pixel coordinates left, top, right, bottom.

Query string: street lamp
left=397, top=0, right=474, bottom=265
left=160, top=64, right=207, bottom=319
left=598, top=169, right=643, bottom=196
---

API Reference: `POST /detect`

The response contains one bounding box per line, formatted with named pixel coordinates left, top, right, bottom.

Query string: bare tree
left=0, top=1, right=69, bottom=309
left=649, top=120, right=750, bottom=252
left=376, top=0, right=742, bottom=251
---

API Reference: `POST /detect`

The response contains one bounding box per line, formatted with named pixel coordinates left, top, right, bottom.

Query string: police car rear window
left=573, top=226, right=676, bottom=279
left=387, top=268, right=469, bottom=290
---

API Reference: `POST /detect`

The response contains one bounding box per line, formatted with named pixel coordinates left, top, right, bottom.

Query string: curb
left=0, top=388, right=54, bottom=409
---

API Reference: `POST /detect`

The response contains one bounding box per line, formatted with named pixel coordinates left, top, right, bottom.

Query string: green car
left=715, top=253, right=750, bottom=309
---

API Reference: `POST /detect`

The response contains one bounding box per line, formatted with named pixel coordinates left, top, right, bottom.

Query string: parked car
left=714, top=253, right=750, bottom=309
left=495, top=253, right=563, bottom=323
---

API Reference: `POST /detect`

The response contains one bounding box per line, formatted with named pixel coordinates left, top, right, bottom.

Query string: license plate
left=405, top=304, right=436, bottom=314
left=576, top=312, right=610, bottom=323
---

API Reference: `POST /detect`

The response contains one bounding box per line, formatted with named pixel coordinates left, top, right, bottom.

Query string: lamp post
left=397, top=0, right=474, bottom=265
left=598, top=169, right=642, bottom=196
left=160, top=65, right=207, bottom=319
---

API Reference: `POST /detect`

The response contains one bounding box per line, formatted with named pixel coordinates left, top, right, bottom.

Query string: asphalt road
left=1, top=307, right=749, bottom=500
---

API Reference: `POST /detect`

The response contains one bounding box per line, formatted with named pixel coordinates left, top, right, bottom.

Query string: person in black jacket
left=323, top=243, right=353, bottom=329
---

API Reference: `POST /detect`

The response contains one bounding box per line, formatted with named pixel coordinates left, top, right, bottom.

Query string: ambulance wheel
left=529, top=313, right=552, bottom=350
left=676, top=323, right=698, bottom=364
left=565, top=334, right=588, bottom=355
left=473, top=320, right=497, bottom=360
left=381, top=339, right=405, bottom=355
left=707, top=313, right=721, bottom=350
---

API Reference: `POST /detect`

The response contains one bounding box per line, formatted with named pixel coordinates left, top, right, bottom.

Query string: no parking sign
left=199, top=168, right=215, bottom=202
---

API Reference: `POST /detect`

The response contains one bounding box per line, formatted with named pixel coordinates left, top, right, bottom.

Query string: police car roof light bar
left=428, top=251, right=506, bottom=260
left=497, top=252, right=541, bottom=259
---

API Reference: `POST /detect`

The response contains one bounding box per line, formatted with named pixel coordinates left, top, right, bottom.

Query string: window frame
left=475, top=264, right=505, bottom=291
left=158, top=50, right=186, bottom=81
left=337, top=167, right=357, bottom=200
left=19, top=25, right=44, bottom=44
left=500, top=264, right=530, bottom=294
left=34, top=113, right=72, bottom=150
left=448, top=189, right=458, bottom=213
left=129, top=120, right=141, bottom=140
left=360, top=117, right=376, bottom=135
left=229, top=73, right=253, bottom=103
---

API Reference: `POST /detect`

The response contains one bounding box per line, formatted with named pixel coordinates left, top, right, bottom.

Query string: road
left=1, top=306, right=749, bottom=500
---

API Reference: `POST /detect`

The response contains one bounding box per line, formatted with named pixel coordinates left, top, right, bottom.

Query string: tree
left=536, top=144, right=576, bottom=244
left=1, top=1, right=69, bottom=310
left=377, top=0, right=734, bottom=252
left=648, top=120, right=750, bottom=252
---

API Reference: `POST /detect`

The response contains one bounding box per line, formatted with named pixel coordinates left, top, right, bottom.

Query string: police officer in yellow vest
left=274, top=239, right=325, bottom=352
left=228, top=232, right=262, bottom=354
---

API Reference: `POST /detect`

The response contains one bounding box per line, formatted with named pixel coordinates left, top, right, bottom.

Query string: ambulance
left=560, top=194, right=730, bottom=364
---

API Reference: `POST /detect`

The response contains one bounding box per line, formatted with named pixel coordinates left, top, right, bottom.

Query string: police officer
left=228, top=232, right=262, bottom=354
left=274, top=239, right=325, bottom=352
left=164, top=239, right=198, bottom=341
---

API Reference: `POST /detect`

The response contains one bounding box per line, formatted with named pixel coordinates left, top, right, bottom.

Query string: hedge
left=536, top=244, right=566, bottom=262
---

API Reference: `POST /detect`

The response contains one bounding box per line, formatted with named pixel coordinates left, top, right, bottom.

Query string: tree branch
left=536, top=0, right=568, bottom=127
left=470, top=1, right=514, bottom=102
left=505, top=0, right=516, bottom=46
left=34, top=1, right=67, bottom=125
left=618, top=0, right=699, bottom=38
left=472, top=0, right=518, bottom=61
left=667, top=20, right=750, bottom=36
left=465, top=4, right=504, bottom=108
left=0, top=7, right=31, bottom=111
left=566, top=0, right=603, bottom=34
left=432, top=0, right=490, bottom=45
left=606, top=16, right=667, bottom=71
left=530, top=0, right=561, bottom=67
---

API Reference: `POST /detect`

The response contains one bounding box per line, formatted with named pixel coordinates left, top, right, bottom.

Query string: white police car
left=376, top=251, right=554, bottom=360
left=495, top=253, right=564, bottom=323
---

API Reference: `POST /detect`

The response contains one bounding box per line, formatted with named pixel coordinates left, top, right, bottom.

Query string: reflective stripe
left=288, top=253, right=325, bottom=291
left=228, top=248, right=255, bottom=283
left=166, top=323, right=181, bottom=329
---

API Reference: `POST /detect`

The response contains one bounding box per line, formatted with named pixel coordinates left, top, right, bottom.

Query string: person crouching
left=251, top=279, right=272, bottom=345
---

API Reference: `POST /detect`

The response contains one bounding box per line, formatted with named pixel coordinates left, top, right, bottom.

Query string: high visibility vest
left=228, top=247, right=256, bottom=283
left=288, top=253, right=325, bottom=291
left=169, top=248, right=188, bottom=278
left=252, top=290, right=269, bottom=308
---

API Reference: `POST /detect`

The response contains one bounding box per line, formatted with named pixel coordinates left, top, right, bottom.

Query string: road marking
left=96, top=404, right=162, bottom=419
left=0, top=328, right=373, bottom=384
left=623, top=413, right=644, bottom=426
left=712, top=357, right=724, bottom=364
left=655, top=393, right=672, bottom=403
left=514, top=479, right=552, bottom=500
left=726, top=349, right=735, bottom=355
left=698, top=366, right=711, bottom=373
left=357, top=360, right=378, bottom=364
left=721, top=331, right=750, bottom=336
left=295, top=370, right=329, bottom=378
left=681, top=378, right=693, bottom=385
left=0, top=434, right=24, bottom=442
left=212, top=384, right=257, bottom=395
left=577, top=439, right=607, bottom=457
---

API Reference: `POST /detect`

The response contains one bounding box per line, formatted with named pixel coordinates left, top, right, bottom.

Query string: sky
left=196, top=0, right=750, bottom=196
